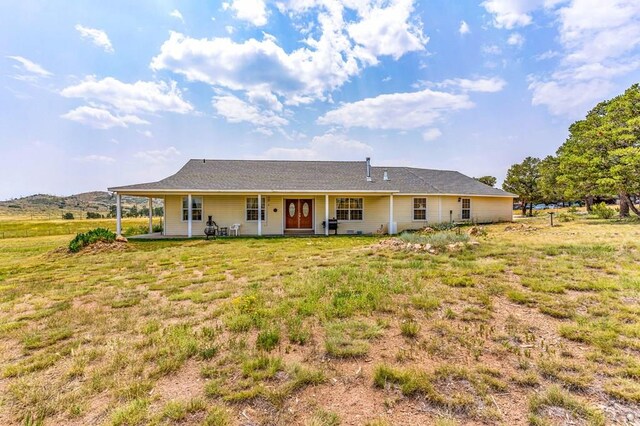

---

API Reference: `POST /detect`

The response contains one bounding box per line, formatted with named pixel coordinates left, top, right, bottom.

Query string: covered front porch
left=113, top=191, right=399, bottom=238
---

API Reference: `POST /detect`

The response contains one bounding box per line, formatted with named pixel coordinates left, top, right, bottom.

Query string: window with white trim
left=413, top=198, right=427, bottom=220
left=336, top=197, right=363, bottom=221
left=461, top=198, right=471, bottom=220
left=246, top=197, right=266, bottom=221
left=182, top=196, right=203, bottom=221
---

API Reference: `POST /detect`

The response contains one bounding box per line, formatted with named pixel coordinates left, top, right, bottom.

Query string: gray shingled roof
left=108, top=159, right=515, bottom=197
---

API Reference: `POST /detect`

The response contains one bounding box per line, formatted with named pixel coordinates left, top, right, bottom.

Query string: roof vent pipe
left=366, top=157, right=372, bottom=182
left=383, top=169, right=389, bottom=181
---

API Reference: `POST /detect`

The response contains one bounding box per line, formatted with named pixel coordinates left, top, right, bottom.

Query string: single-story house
left=108, top=158, right=516, bottom=237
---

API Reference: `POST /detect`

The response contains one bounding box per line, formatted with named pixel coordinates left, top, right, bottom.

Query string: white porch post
left=325, top=194, right=329, bottom=236
left=162, top=196, right=166, bottom=236
left=187, top=194, right=193, bottom=238
left=148, top=197, right=153, bottom=233
left=116, top=193, right=122, bottom=236
left=389, top=194, right=395, bottom=235
left=257, top=194, right=262, bottom=236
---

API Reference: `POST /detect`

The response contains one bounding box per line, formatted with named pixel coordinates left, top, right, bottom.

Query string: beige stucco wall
left=163, top=194, right=513, bottom=236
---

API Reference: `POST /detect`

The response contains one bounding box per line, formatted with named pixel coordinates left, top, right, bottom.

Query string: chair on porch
left=229, top=223, right=241, bottom=236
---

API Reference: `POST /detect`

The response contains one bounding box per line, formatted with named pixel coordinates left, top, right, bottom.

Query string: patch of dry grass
left=0, top=216, right=638, bottom=424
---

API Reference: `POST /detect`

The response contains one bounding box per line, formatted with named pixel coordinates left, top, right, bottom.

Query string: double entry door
left=285, top=199, right=313, bottom=229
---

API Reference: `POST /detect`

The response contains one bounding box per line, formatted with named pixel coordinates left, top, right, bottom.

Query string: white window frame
left=412, top=197, right=427, bottom=221
left=181, top=196, right=203, bottom=222
left=246, top=197, right=266, bottom=222
left=461, top=198, right=471, bottom=220
left=335, top=197, right=364, bottom=221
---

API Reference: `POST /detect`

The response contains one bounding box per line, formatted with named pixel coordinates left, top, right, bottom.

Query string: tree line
left=61, top=206, right=164, bottom=220
left=503, top=83, right=639, bottom=217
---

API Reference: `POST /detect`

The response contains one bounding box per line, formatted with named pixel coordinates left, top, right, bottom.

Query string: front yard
left=0, top=217, right=638, bottom=425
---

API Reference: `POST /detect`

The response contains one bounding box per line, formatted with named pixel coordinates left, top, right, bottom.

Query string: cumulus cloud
left=134, top=147, right=181, bottom=164
left=75, top=24, right=114, bottom=53
left=224, top=0, right=268, bottom=26
left=459, top=20, right=470, bottom=35
left=212, top=94, right=288, bottom=127
left=61, top=106, right=149, bottom=129
left=422, top=128, right=442, bottom=141
left=170, top=9, right=184, bottom=23
left=481, top=0, right=548, bottom=29
left=6, top=55, right=52, bottom=77
left=347, top=0, right=427, bottom=62
left=526, top=0, right=640, bottom=117
left=317, top=89, right=474, bottom=130
left=61, top=76, right=193, bottom=115
left=151, top=1, right=428, bottom=106
left=507, top=32, right=525, bottom=47
left=263, top=133, right=373, bottom=160
left=528, top=78, right=614, bottom=116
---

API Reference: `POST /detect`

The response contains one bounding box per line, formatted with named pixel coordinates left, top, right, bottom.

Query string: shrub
left=591, top=202, right=614, bottom=219
left=68, top=228, right=116, bottom=252
left=62, top=212, right=74, bottom=220
left=557, top=212, right=575, bottom=222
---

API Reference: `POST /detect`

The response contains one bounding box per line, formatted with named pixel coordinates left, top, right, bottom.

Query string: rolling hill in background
left=0, top=191, right=162, bottom=218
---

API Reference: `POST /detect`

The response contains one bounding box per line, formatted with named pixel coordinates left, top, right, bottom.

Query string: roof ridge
left=188, top=159, right=365, bottom=164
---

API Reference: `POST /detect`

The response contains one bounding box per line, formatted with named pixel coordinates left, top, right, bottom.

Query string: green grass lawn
left=0, top=217, right=639, bottom=425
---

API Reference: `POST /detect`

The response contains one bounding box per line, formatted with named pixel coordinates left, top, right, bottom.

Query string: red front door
left=285, top=199, right=313, bottom=229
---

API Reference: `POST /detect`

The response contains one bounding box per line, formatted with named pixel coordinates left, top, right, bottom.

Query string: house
left=108, top=158, right=516, bottom=237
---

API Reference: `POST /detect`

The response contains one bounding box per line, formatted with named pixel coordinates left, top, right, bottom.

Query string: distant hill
left=0, top=191, right=162, bottom=218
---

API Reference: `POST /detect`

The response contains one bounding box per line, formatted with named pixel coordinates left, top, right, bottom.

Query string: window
left=182, top=196, right=203, bottom=221
left=461, top=198, right=471, bottom=220
left=246, top=197, right=266, bottom=221
left=413, top=198, right=427, bottom=220
left=336, top=197, right=363, bottom=221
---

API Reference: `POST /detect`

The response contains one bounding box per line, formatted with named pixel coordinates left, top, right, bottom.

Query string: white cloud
left=263, top=132, right=372, bottom=160
left=481, top=0, right=547, bottom=29
left=76, top=154, right=115, bottom=164
left=525, top=0, right=640, bottom=117
left=459, top=20, right=470, bottom=35
left=347, top=0, right=428, bottom=63
left=429, top=77, right=507, bottom=92
left=225, top=0, right=268, bottom=26
left=213, top=94, right=288, bottom=127
left=7, top=55, right=52, bottom=77
left=134, top=147, right=181, bottom=164
left=422, top=128, right=442, bottom=141
left=535, top=50, right=560, bottom=60
left=482, top=44, right=502, bottom=55
left=61, top=106, right=149, bottom=129
left=61, top=76, right=193, bottom=115
left=151, top=2, right=427, bottom=105
left=75, top=24, right=114, bottom=53
left=138, top=130, right=154, bottom=138
left=170, top=9, right=184, bottom=23
left=507, top=32, right=525, bottom=47
left=528, top=78, right=613, bottom=116
left=317, top=88, right=473, bottom=130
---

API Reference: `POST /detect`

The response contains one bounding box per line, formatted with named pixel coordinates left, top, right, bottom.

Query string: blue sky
left=1, top=0, right=639, bottom=199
